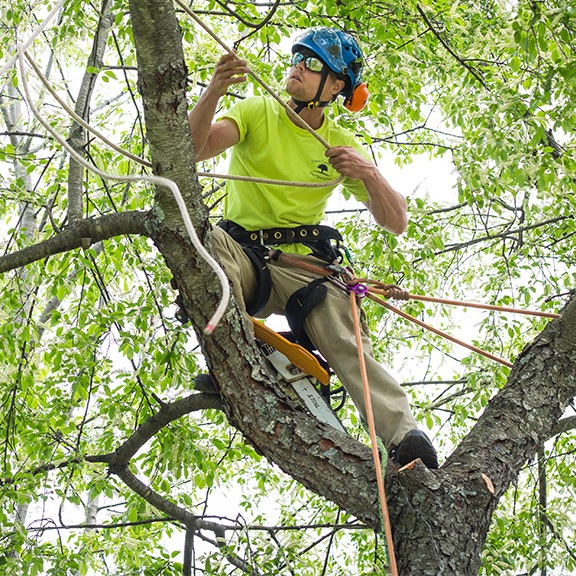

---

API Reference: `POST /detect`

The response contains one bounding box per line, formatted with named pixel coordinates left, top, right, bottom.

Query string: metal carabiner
left=347, top=282, right=368, bottom=298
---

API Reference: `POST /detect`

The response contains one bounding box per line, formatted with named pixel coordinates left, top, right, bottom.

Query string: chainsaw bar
left=254, top=322, right=345, bottom=433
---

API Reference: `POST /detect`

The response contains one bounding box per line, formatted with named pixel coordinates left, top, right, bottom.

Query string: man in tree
left=188, top=27, right=439, bottom=468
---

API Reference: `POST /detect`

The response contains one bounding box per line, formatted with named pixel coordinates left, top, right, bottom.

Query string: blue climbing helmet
left=291, top=27, right=368, bottom=112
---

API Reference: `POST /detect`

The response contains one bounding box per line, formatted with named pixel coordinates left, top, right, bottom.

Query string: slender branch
left=26, top=517, right=174, bottom=532
left=537, top=446, right=548, bottom=576
left=112, top=464, right=197, bottom=525
left=183, top=525, right=195, bottom=576
left=438, top=216, right=571, bottom=255
left=552, top=415, right=576, bottom=436
left=0, top=457, right=83, bottom=487
left=213, top=0, right=280, bottom=29
left=0, top=130, right=48, bottom=139
left=232, top=0, right=282, bottom=46
left=428, top=202, right=467, bottom=215
left=416, top=4, right=490, bottom=90
left=65, top=1, right=114, bottom=221
left=86, top=392, right=222, bottom=466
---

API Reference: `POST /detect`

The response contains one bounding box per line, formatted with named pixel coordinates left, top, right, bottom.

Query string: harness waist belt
left=219, top=220, right=343, bottom=246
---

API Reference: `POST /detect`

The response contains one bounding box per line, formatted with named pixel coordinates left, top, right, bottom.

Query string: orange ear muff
left=344, top=82, right=369, bottom=112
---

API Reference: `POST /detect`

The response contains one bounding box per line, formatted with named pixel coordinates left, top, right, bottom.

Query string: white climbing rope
left=25, top=51, right=344, bottom=189
left=16, top=47, right=229, bottom=335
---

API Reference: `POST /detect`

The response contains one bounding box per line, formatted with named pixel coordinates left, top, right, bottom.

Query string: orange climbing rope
left=356, top=276, right=561, bottom=319
left=350, top=291, right=398, bottom=575
left=273, top=250, right=561, bottom=368
left=366, top=293, right=514, bottom=367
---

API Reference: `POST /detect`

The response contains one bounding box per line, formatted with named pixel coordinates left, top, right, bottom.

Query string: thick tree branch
left=112, top=463, right=198, bottom=525
left=0, top=211, right=150, bottom=274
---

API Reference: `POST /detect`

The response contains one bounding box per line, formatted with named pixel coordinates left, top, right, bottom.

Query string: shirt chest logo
left=309, top=158, right=334, bottom=181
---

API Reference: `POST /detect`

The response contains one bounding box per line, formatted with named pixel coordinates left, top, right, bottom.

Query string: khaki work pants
left=212, top=226, right=418, bottom=448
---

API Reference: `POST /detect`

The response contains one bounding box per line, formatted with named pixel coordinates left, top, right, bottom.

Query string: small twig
left=416, top=4, right=490, bottom=90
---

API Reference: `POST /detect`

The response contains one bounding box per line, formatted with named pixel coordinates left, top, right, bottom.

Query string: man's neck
left=287, top=99, right=326, bottom=130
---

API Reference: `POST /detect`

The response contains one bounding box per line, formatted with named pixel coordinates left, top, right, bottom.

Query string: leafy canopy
left=0, top=0, right=575, bottom=574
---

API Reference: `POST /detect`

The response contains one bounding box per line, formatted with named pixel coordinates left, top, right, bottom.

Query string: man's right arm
left=188, top=53, right=247, bottom=161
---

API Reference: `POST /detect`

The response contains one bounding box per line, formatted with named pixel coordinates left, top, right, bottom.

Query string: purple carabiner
left=347, top=282, right=368, bottom=298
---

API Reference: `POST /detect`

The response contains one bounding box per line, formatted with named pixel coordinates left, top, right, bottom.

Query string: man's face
left=286, top=50, right=344, bottom=103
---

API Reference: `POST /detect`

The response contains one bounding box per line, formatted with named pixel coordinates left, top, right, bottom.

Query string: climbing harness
left=218, top=219, right=344, bottom=315
left=285, top=278, right=330, bottom=352
left=218, top=220, right=343, bottom=259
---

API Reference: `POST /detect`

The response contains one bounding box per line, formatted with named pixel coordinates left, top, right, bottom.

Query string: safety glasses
left=291, top=52, right=325, bottom=73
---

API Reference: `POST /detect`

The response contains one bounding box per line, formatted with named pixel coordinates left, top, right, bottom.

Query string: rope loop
left=348, top=276, right=410, bottom=301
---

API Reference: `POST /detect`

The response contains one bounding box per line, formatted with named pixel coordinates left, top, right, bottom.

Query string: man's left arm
left=325, top=146, right=407, bottom=235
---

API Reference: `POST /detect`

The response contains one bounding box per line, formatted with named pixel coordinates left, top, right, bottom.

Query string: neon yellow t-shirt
left=220, top=96, right=370, bottom=252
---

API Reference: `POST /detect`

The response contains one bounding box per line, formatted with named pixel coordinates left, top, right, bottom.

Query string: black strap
left=285, top=278, right=328, bottom=352
left=218, top=220, right=343, bottom=263
left=216, top=221, right=271, bottom=315
left=293, top=66, right=332, bottom=114
left=241, top=245, right=272, bottom=316
left=219, top=220, right=342, bottom=245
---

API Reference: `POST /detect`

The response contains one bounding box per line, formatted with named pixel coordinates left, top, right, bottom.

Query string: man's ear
left=331, top=78, right=345, bottom=98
